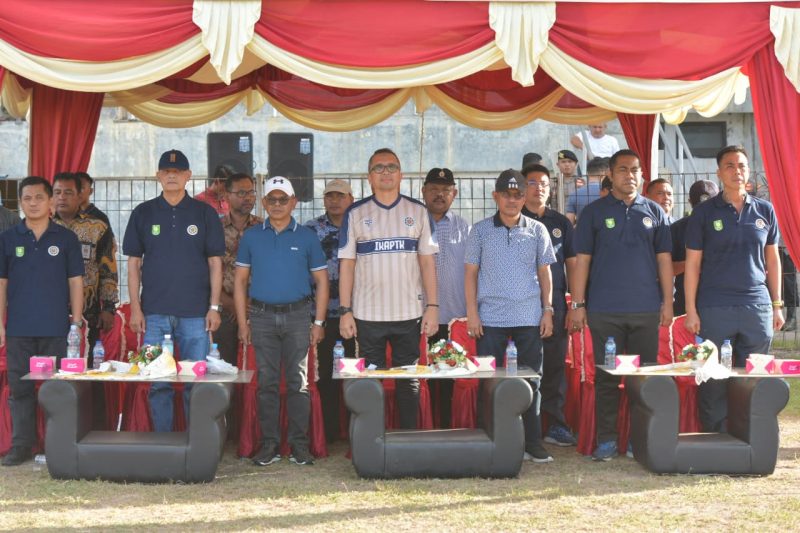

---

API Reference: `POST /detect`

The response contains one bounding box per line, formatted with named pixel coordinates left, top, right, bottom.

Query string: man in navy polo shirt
left=234, top=177, right=328, bottom=467
left=684, top=146, right=784, bottom=432
left=465, top=169, right=556, bottom=463
left=0, top=176, right=84, bottom=466
left=571, top=149, right=673, bottom=461
left=123, top=149, right=225, bottom=432
left=521, top=163, right=577, bottom=447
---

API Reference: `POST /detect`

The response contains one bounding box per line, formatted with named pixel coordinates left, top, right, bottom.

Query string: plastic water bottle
left=208, top=343, right=220, bottom=360
left=92, top=340, right=105, bottom=370
left=721, top=339, right=733, bottom=371
left=161, top=334, right=174, bottom=358
left=67, top=324, right=81, bottom=359
left=505, top=340, right=518, bottom=376
left=605, top=337, right=617, bottom=369
left=333, top=340, right=345, bottom=373
left=33, top=454, right=46, bottom=472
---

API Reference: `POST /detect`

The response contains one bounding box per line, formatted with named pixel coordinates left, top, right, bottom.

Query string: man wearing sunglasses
left=338, top=148, right=439, bottom=429
left=234, top=177, right=329, bottom=467
left=213, top=173, right=263, bottom=367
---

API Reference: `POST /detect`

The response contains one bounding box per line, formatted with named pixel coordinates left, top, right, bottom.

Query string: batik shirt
left=305, top=213, right=344, bottom=319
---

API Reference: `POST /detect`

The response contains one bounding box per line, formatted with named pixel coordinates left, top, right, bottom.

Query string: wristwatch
left=209, top=304, right=222, bottom=312
left=338, top=306, right=353, bottom=316
left=570, top=301, right=586, bottom=310
left=543, top=306, right=554, bottom=313
left=313, top=319, right=326, bottom=328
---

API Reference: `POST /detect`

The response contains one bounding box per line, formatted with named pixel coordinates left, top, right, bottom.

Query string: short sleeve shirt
left=338, top=195, right=438, bottom=322
left=236, top=218, right=327, bottom=304
left=566, top=182, right=602, bottom=218
left=123, top=193, right=225, bottom=317
left=685, top=193, right=778, bottom=307
left=305, top=214, right=345, bottom=318
left=221, top=213, right=263, bottom=297
left=574, top=194, right=672, bottom=313
left=465, top=213, right=556, bottom=327
left=522, top=206, right=575, bottom=293
left=432, top=211, right=470, bottom=324
left=0, top=221, right=84, bottom=337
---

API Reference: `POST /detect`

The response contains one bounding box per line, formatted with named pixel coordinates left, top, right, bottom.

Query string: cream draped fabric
left=539, top=44, right=750, bottom=124
left=125, top=92, right=246, bottom=128
left=488, top=2, right=556, bottom=87
left=0, top=72, right=31, bottom=118
left=192, top=0, right=261, bottom=84
left=0, top=36, right=208, bottom=93
left=770, top=5, right=800, bottom=93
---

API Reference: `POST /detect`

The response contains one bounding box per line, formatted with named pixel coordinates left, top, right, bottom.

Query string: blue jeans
left=477, top=326, right=543, bottom=444
left=697, top=304, right=773, bottom=431
left=143, top=314, right=209, bottom=432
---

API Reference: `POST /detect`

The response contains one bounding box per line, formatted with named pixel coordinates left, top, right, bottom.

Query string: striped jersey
left=338, top=194, right=438, bottom=321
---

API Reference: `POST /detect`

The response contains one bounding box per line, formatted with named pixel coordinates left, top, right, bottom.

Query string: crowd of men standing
left=0, top=132, right=789, bottom=467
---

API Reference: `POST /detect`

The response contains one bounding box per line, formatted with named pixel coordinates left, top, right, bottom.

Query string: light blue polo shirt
left=685, top=193, right=778, bottom=307
left=236, top=217, right=327, bottom=305
left=465, top=212, right=556, bottom=327
left=574, top=193, right=672, bottom=313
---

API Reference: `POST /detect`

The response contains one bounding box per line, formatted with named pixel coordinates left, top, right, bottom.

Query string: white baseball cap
left=264, top=176, right=295, bottom=197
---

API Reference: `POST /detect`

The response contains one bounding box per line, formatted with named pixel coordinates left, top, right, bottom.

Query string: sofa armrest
left=38, top=380, right=92, bottom=479
left=483, top=378, right=531, bottom=477
left=185, top=382, right=230, bottom=483
left=626, top=375, right=679, bottom=472
left=344, top=379, right=385, bottom=478
left=727, top=377, right=789, bottom=475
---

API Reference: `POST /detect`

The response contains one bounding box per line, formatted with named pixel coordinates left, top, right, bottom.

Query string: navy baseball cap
left=495, top=169, right=526, bottom=192
left=424, top=167, right=455, bottom=186
left=557, top=149, right=578, bottom=162
left=158, top=149, right=190, bottom=170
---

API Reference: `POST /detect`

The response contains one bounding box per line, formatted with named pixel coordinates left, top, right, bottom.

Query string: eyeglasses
left=369, top=163, right=401, bottom=174
left=230, top=189, right=256, bottom=198
left=266, top=196, right=291, bottom=206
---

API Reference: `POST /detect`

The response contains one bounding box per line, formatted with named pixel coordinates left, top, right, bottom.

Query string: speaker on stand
left=268, top=133, right=314, bottom=203
left=207, top=132, right=254, bottom=182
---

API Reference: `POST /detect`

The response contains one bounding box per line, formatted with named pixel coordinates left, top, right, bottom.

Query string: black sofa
left=39, top=379, right=230, bottom=483
left=344, top=377, right=533, bottom=478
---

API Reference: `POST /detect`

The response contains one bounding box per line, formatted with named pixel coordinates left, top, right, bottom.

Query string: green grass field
left=2, top=382, right=799, bottom=532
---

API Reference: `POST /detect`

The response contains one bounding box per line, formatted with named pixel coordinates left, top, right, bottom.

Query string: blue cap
left=158, top=149, right=190, bottom=171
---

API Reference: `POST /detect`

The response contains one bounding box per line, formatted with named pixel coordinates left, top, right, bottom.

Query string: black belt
left=250, top=297, right=309, bottom=313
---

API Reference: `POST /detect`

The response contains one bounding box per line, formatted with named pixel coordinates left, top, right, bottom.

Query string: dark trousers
left=541, top=291, right=569, bottom=429
left=213, top=310, right=240, bottom=366
left=697, top=304, right=773, bottom=432
left=781, top=247, right=797, bottom=323
left=315, top=317, right=355, bottom=441
left=428, top=324, right=454, bottom=428
left=588, top=312, right=660, bottom=443
left=6, top=336, right=66, bottom=449
left=250, top=305, right=311, bottom=449
left=356, top=318, right=421, bottom=429
left=477, top=326, right=543, bottom=445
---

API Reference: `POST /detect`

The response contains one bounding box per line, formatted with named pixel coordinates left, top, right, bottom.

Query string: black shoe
left=524, top=442, right=553, bottom=463
left=1, top=446, right=32, bottom=467
left=289, top=446, right=314, bottom=465
left=252, top=443, right=281, bottom=466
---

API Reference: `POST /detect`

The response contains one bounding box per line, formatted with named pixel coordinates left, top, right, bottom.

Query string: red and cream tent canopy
left=0, top=0, right=799, bottom=259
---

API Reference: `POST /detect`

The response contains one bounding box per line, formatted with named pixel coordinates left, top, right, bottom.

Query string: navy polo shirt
left=685, top=193, right=778, bottom=307
left=670, top=215, right=690, bottom=314
left=236, top=217, right=327, bottom=304
left=574, top=194, right=672, bottom=313
left=123, top=193, right=225, bottom=317
left=0, top=221, right=84, bottom=337
left=522, top=206, right=575, bottom=293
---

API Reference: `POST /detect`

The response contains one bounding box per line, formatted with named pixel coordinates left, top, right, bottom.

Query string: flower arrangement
left=678, top=340, right=717, bottom=363
left=427, top=339, right=471, bottom=369
left=127, top=344, right=162, bottom=367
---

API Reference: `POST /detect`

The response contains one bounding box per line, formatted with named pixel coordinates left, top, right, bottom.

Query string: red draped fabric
left=550, top=3, right=775, bottom=80
left=436, top=69, right=561, bottom=112
left=617, top=113, right=657, bottom=183
left=448, top=319, right=479, bottom=429
left=747, top=42, right=800, bottom=266
left=257, top=0, right=491, bottom=67
left=29, top=84, right=103, bottom=179
left=0, top=0, right=196, bottom=60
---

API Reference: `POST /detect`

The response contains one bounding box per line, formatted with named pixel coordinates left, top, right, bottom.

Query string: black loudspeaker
left=207, top=132, right=254, bottom=180
left=268, top=132, right=313, bottom=202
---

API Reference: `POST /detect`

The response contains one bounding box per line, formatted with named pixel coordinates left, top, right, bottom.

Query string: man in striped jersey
left=338, top=148, right=439, bottom=429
